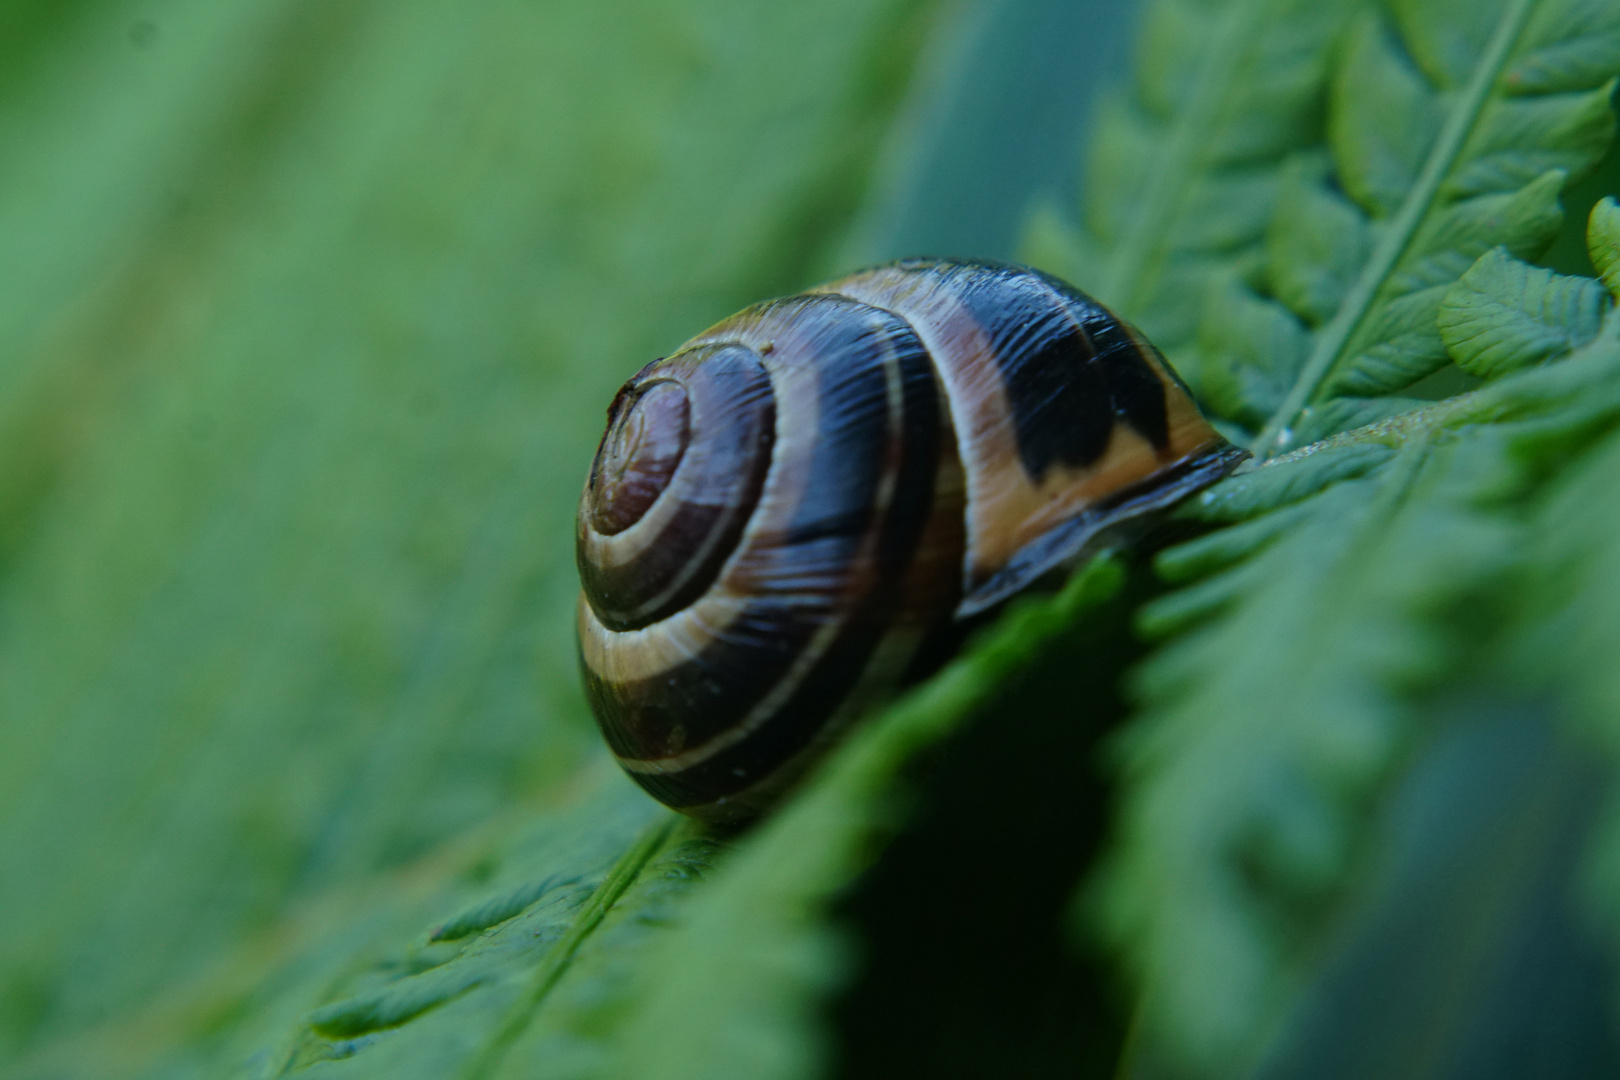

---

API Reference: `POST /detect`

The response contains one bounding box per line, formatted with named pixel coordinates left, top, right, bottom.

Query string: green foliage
left=0, top=1, right=938, bottom=1077
left=1592, top=194, right=1620, bottom=291
left=1438, top=245, right=1612, bottom=375
left=1023, top=0, right=1360, bottom=370
left=1076, top=53, right=1620, bottom=1080
left=1028, top=0, right=1620, bottom=1074
left=1106, top=433, right=1516, bottom=1069
left=2, top=0, right=1620, bottom=1078
left=1241, top=0, right=1617, bottom=454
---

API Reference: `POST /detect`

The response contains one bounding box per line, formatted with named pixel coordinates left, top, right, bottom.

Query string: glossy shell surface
left=576, top=259, right=1240, bottom=819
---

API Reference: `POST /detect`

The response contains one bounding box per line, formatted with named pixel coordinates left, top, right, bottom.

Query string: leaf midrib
left=1252, top=0, right=1542, bottom=460
left=456, top=815, right=678, bottom=1080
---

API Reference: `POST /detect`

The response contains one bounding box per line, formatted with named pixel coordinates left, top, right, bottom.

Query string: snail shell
left=576, top=259, right=1244, bottom=821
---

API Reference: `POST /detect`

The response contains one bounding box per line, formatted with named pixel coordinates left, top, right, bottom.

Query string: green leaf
left=1439, top=246, right=1612, bottom=376
left=1153, top=502, right=1318, bottom=584
left=1249, top=0, right=1618, bottom=455
left=1196, top=267, right=1311, bottom=427
left=282, top=791, right=677, bottom=1074
left=1509, top=0, right=1620, bottom=94
left=1251, top=700, right=1612, bottom=1079
left=0, top=0, right=942, bottom=1074
left=1330, top=12, right=1443, bottom=217
left=7, top=0, right=1620, bottom=1076
left=1101, top=321, right=1620, bottom=1075
left=1590, top=195, right=1620, bottom=296
left=0, top=768, right=675, bottom=1079
left=1018, top=198, right=1100, bottom=299
left=1100, top=433, right=1522, bottom=1072
left=1020, top=1, right=1620, bottom=1076
left=1265, top=154, right=1374, bottom=327
left=1446, top=77, right=1616, bottom=196
left=1135, top=556, right=1271, bottom=640
left=1504, top=422, right=1620, bottom=1036
left=1187, top=442, right=1397, bottom=522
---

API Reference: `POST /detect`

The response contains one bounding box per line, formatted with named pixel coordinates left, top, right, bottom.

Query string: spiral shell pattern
left=577, top=259, right=1242, bottom=820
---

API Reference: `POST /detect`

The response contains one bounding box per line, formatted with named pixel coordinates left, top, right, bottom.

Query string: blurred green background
left=0, top=0, right=1131, bottom=1070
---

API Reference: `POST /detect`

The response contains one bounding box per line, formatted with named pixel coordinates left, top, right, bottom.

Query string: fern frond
left=1015, top=4, right=1616, bottom=1072
left=1518, top=425, right=1620, bottom=956
left=1023, top=0, right=1359, bottom=379
left=1244, top=0, right=1618, bottom=456
left=1096, top=196, right=1620, bottom=1073
left=1097, top=435, right=1510, bottom=1070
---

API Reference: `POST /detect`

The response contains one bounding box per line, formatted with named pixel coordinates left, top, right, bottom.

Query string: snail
left=576, top=258, right=1245, bottom=821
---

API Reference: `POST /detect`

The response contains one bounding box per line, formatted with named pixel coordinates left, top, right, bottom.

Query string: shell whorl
left=576, top=294, right=959, bottom=820
left=577, top=345, right=775, bottom=631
